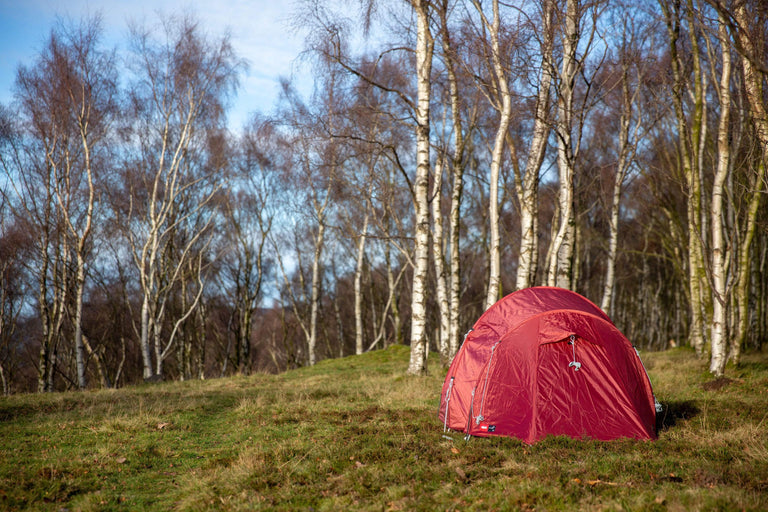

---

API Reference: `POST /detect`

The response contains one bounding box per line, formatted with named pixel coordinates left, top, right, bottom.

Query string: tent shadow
left=656, top=400, right=700, bottom=432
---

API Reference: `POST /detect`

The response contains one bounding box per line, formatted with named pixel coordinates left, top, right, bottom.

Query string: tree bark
left=548, top=0, right=580, bottom=290
left=437, top=0, right=467, bottom=361
left=709, top=13, right=732, bottom=377
left=601, top=21, right=646, bottom=315
left=431, top=156, right=450, bottom=362
left=660, top=0, right=708, bottom=355
left=354, top=213, right=369, bottom=355
left=406, top=0, right=434, bottom=376
left=474, top=0, right=513, bottom=310
left=516, top=0, right=554, bottom=291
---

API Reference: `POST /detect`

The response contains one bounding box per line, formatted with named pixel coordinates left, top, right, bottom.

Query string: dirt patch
left=701, top=376, right=734, bottom=391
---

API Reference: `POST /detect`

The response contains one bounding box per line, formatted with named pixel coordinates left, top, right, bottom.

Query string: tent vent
left=568, top=335, right=582, bottom=371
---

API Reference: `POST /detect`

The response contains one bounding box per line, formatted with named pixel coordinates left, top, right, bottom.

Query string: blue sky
left=0, top=0, right=309, bottom=129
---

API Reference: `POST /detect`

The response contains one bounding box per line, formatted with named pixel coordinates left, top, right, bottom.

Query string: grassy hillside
left=1, top=345, right=767, bottom=511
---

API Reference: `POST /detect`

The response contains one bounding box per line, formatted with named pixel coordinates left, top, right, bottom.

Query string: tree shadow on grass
left=656, top=400, right=700, bottom=432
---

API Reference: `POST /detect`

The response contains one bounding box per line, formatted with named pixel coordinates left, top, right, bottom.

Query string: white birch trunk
left=732, top=175, right=763, bottom=364
left=730, top=2, right=768, bottom=367
left=354, top=214, right=369, bottom=355
left=515, top=0, right=553, bottom=291
left=438, top=0, right=467, bottom=360
left=686, top=3, right=708, bottom=357
left=71, top=102, right=97, bottom=390
left=140, top=294, right=153, bottom=379
left=430, top=156, right=450, bottom=361
left=475, top=0, right=512, bottom=310
left=308, top=221, right=325, bottom=366
left=73, top=260, right=87, bottom=388
left=661, top=0, right=706, bottom=355
left=407, top=0, right=434, bottom=376
left=448, top=161, right=463, bottom=358
left=709, top=15, right=732, bottom=377
left=547, top=0, right=578, bottom=289
left=601, top=168, right=622, bottom=315
left=601, top=46, right=641, bottom=315
left=733, top=7, right=768, bottom=151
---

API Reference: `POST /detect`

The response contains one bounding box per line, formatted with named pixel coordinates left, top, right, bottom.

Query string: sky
left=0, top=0, right=310, bottom=129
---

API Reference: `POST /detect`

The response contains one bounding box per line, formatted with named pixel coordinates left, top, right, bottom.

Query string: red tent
left=438, top=287, right=657, bottom=443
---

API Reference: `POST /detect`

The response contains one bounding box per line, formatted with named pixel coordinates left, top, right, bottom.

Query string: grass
left=1, top=345, right=767, bottom=511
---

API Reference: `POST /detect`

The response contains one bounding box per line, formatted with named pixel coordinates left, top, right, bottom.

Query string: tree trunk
left=548, top=0, right=579, bottom=290
left=728, top=1, right=768, bottom=362
left=406, top=0, right=434, bottom=376
left=387, top=247, right=402, bottom=346
left=73, top=258, right=87, bottom=389
left=709, top=14, right=732, bottom=377
left=431, top=156, right=450, bottom=362
left=476, top=0, right=513, bottom=310
left=731, top=3, right=768, bottom=167
left=732, top=167, right=763, bottom=363
left=515, top=0, right=553, bottom=291
left=437, top=0, right=468, bottom=360
left=308, top=221, right=325, bottom=366
left=354, top=214, right=369, bottom=355
left=660, top=0, right=707, bottom=356
left=37, top=246, right=53, bottom=393
left=686, top=1, right=708, bottom=357
left=601, top=162, right=622, bottom=315
left=140, top=294, right=154, bottom=380
left=601, top=36, right=641, bottom=315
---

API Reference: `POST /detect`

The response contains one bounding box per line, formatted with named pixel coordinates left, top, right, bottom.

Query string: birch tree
left=713, top=0, right=767, bottom=368
left=515, top=0, right=555, bottom=291
left=347, top=126, right=382, bottom=356
left=599, top=8, right=657, bottom=315
left=406, top=0, right=435, bottom=375
left=659, top=0, right=709, bottom=355
left=708, top=10, right=733, bottom=376
left=547, top=0, right=586, bottom=288
left=471, top=0, right=514, bottom=310
left=729, top=1, right=768, bottom=155
left=5, top=23, right=107, bottom=391
left=123, top=15, right=241, bottom=380
left=272, top=75, right=343, bottom=367
left=221, top=118, right=276, bottom=375
left=49, top=17, right=118, bottom=389
left=301, top=0, right=434, bottom=373
left=0, top=194, right=28, bottom=395
left=438, top=0, right=474, bottom=359
left=430, top=154, right=451, bottom=360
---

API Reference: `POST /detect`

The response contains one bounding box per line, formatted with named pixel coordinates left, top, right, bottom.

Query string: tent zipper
left=634, top=346, right=663, bottom=412
left=464, top=387, right=476, bottom=441
left=476, top=341, right=500, bottom=425
left=443, top=376, right=455, bottom=432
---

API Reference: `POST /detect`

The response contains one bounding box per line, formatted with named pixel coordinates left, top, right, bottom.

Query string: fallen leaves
left=572, top=478, right=618, bottom=487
